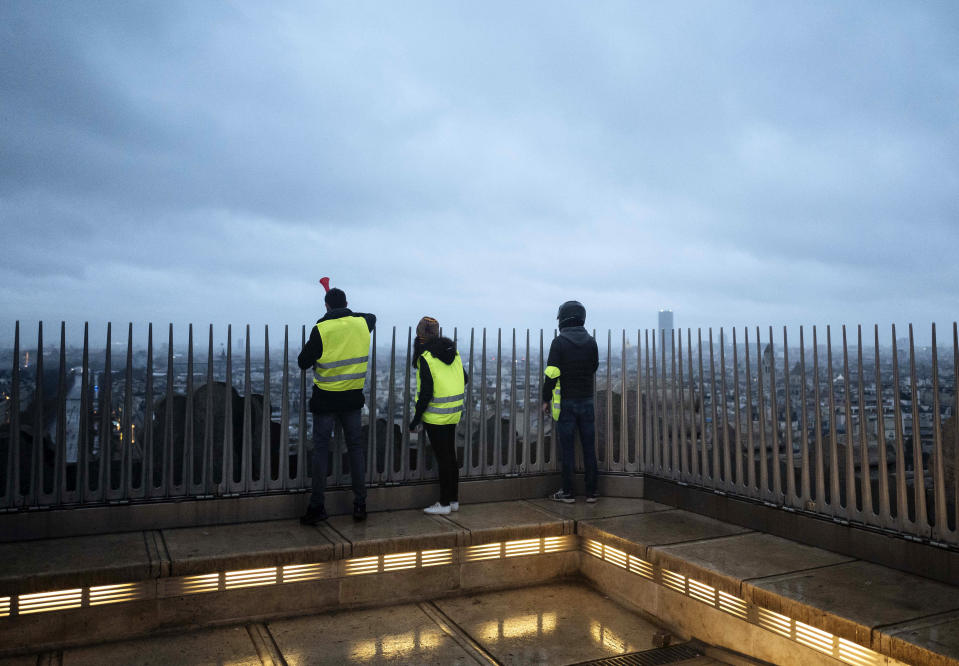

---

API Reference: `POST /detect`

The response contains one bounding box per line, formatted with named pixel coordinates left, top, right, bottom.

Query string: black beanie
left=325, top=288, right=347, bottom=308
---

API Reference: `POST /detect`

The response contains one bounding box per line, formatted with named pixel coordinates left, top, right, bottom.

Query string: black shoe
left=353, top=504, right=367, bottom=522
left=300, top=507, right=327, bottom=525
left=549, top=490, right=576, bottom=504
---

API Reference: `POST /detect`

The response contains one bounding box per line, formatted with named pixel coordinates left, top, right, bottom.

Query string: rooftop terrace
left=2, top=321, right=959, bottom=664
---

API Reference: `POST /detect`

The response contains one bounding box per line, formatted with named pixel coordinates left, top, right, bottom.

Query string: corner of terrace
left=1, top=321, right=958, bottom=665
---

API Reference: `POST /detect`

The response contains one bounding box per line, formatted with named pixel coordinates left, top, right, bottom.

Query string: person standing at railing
left=542, top=300, right=599, bottom=503
left=409, top=317, right=468, bottom=515
left=297, top=281, right=376, bottom=525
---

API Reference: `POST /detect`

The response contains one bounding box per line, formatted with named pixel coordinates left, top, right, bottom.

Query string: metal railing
left=2, top=321, right=957, bottom=547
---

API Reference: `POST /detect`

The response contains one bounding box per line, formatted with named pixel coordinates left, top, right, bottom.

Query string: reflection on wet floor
left=479, top=611, right=557, bottom=642
left=269, top=603, right=474, bottom=665
left=435, top=582, right=666, bottom=664
left=590, top=620, right=631, bottom=653
left=37, top=582, right=699, bottom=666
left=348, top=626, right=444, bottom=662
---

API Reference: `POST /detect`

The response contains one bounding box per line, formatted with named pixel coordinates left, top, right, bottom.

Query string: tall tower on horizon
left=657, top=309, right=674, bottom=337
left=658, top=309, right=674, bottom=370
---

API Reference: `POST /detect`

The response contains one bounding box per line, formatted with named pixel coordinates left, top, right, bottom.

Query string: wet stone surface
left=649, top=532, right=854, bottom=596
left=579, top=509, right=752, bottom=558
left=62, top=626, right=261, bottom=666
left=30, top=582, right=679, bottom=665
left=327, top=507, right=464, bottom=556
left=161, top=519, right=336, bottom=575
left=746, top=560, right=959, bottom=642
left=435, top=581, right=667, bottom=665
left=881, top=609, right=959, bottom=664
left=268, top=603, right=475, bottom=665
left=528, top=496, right=672, bottom=521
left=442, top=499, right=567, bottom=543
left=0, top=532, right=152, bottom=594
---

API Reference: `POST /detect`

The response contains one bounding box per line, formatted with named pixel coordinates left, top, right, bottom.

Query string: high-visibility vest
left=417, top=351, right=465, bottom=425
left=312, top=317, right=371, bottom=391
left=545, top=365, right=561, bottom=421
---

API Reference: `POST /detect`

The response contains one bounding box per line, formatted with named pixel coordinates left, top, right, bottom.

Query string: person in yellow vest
left=297, top=286, right=375, bottom=524
left=542, top=300, right=599, bottom=503
left=408, top=317, right=468, bottom=515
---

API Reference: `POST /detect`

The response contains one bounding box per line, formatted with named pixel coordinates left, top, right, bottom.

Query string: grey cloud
left=1, top=0, right=958, bottom=343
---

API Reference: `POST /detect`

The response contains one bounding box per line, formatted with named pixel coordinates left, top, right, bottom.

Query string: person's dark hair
left=325, top=287, right=347, bottom=308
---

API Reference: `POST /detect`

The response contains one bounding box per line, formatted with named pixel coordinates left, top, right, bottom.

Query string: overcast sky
left=1, top=1, right=957, bottom=349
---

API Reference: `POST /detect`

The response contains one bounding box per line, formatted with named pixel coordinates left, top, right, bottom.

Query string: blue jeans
left=309, top=409, right=367, bottom=510
left=557, top=397, right=597, bottom=495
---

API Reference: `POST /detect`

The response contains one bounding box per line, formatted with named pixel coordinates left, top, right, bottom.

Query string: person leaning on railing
left=297, top=285, right=376, bottom=525
left=408, top=316, right=468, bottom=515
left=542, top=300, right=600, bottom=504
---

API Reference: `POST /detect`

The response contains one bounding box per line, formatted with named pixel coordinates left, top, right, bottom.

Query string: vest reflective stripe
left=314, top=371, right=367, bottom=383
left=417, top=351, right=465, bottom=425
left=431, top=393, right=465, bottom=404
left=316, top=355, right=369, bottom=369
left=426, top=405, right=463, bottom=415
left=545, top=365, right=562, bottom=421
left=551, top=380, right=562, bottom=421
left=313, top=316, right=371, bottom=392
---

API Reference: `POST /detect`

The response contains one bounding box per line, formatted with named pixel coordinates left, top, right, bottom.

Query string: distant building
left=657, top=310, right=674, bottom=338
left=658, top=309, right=674, bottom=370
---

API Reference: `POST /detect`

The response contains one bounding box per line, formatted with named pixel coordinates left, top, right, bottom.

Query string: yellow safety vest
left=417, top=351, right=465, bottom=425
left=545, top=365, right=561, bottom=421
left=312, top=317, right=371, bottom=391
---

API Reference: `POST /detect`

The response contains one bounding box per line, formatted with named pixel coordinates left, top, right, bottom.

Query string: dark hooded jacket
left=297, top=307, right=376, bottom=413
left=410, top=336, right=469, bottom=429
left=541, top=324, right=598, bottom=403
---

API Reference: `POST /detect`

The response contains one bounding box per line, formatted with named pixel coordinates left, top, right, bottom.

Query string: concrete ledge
left=0, top=532, right=155, bottom=596
left=880, top=610, right=959, bottom=666
left=744, top=561, right=959, bottom=651
left=643, top=476, right=959, bottom=588
left=0, top=474, right=563, bottom=542
left=161, top=519, right=337, bottom=576
left=441, top=500, right=571, bottom=545
left=527, top=495, right=672, bottom=522
left=648, top=532, right=854, bottom=598
left=578, top=509, right=752, bottom=561
left=326, top=509, right=463, bottom=557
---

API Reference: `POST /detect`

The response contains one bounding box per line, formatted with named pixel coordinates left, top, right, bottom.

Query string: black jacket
left=541, top=325, right=598, bottom=403
left=297, top=308, right=376, bottom=413
left=409, top=336, right=468, bottom=429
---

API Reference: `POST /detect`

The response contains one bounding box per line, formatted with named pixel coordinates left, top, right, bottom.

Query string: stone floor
left=5, top=582, right=723, bottom=666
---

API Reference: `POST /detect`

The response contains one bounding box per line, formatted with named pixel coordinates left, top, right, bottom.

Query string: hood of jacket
left=559, top=325, right=592, bottom=346
left=424, top=336, right=458, bottom=364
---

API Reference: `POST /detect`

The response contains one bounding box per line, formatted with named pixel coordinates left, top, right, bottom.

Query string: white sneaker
left=450, top=501, right=460, bottom=512
left=423, top=502, right=451, bottom=515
